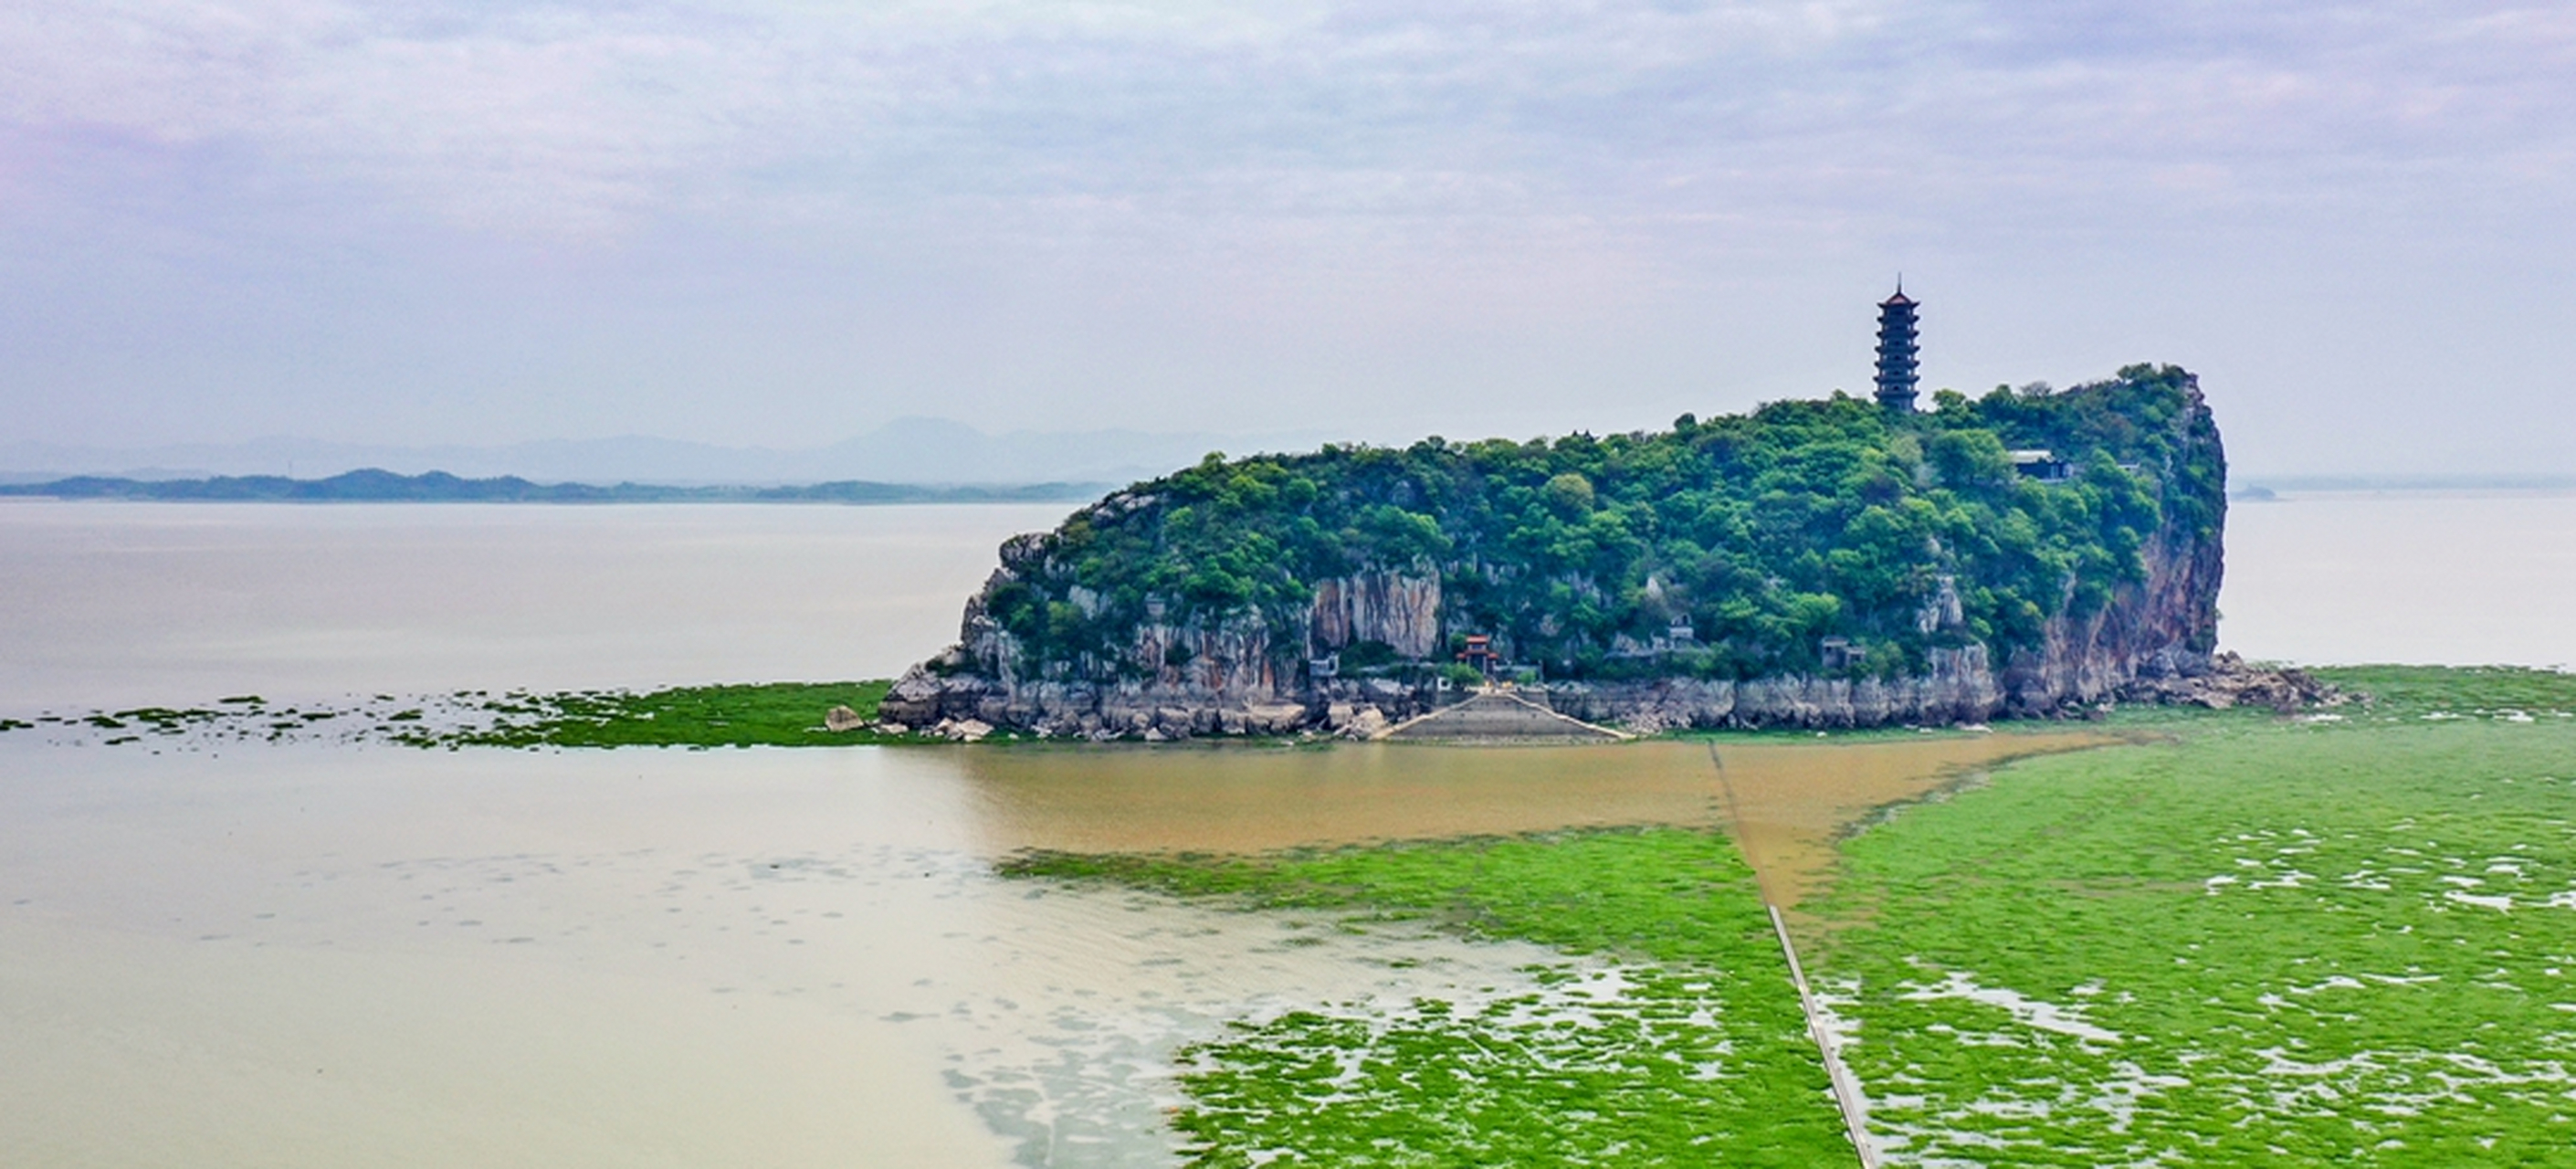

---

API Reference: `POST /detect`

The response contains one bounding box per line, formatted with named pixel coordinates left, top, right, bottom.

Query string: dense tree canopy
left=980, top=364, right=2222, bottom=683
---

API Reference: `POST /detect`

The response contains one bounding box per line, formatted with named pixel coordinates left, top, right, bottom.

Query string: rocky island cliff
left=882, top=364, right=2227, bottom=737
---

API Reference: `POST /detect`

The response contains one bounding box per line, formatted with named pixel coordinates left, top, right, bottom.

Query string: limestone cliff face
left=882, top=374, right=2227, bottom=738
left=1998, top=518, right=2224, bottom=715
left=899, top=564, right=1410, bottom=738
left=1541, top=646, right=2003, bottom=732
left=884, top=518, right=2220, bottom=738
left=1309, top=571, right=1442, bottom=659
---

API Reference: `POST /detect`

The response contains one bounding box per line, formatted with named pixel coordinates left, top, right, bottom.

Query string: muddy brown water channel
left=954, top=732, right=2120, bottom=906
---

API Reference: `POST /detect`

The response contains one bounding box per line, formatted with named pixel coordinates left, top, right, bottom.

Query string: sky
left=5, top=1, right=2571, bottom=476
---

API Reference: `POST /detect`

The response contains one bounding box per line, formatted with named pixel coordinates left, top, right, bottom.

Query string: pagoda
left=1874, top=283, right=1919, bottom=412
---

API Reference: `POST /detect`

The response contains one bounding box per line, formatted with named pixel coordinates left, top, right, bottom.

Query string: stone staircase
left=1377, top=688, right=1629, bottom=742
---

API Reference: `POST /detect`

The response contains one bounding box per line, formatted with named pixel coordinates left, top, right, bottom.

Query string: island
left=881, top=363, right=2240, bottom=738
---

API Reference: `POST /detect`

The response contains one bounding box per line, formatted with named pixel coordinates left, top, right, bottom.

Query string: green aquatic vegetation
left=1808, top=713, right=2576, bottom=1166
left=2313, top=664, right=2576, bottom=721
left=1010, top=830, right=1857, bottom=1166
left=413, top=679, right=902, bottom=748
left=102, top=706, right=222, bottom=730
left=20, top=680, right=913, bottom=749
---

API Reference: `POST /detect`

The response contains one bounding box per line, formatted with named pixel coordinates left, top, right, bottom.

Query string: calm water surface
left=2221, top=490, right=2576, bottom=667
left=2, top=493, right=2568, bottom=1165
left=0, top=500, right=1074, bottom=709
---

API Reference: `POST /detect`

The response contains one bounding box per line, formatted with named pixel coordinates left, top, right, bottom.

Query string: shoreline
left=6, top=664, right=2560, bottom=753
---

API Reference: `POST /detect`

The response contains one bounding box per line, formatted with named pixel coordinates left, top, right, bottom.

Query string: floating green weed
left=2314, top=665, right=2576, bottom=722
left=1809, top=711, right=2576, bottom=1166
left=1011, top=829, right=1856, bottom=1166
left=1012, top=669, right=2576, bottom=1164
left=413, top=679, right=899, bottom=748
left=12, top=680, right=912, bottom=748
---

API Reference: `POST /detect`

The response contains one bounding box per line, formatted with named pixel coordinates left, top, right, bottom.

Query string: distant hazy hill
left=0, top=469, right=1103, bottom=504
left=0, top=417, right=1340, bottom=487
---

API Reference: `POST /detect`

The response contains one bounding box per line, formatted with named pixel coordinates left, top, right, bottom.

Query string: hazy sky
left=5, top=1, right=2571, bottom=474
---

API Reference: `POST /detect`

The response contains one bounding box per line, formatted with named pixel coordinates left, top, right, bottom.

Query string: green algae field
left=2, top=680, right=909, bottom=749
left=1008, top=830, right=1856, bottom=1166
left=421, top=679, right=899, bottom=748
left=1012, top=667, right=2576, bottom=1167
left=1806, top=670, right=2576, bottom=1166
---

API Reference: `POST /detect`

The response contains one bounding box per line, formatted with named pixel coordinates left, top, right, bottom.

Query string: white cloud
left=10, top=0, right=2567, bottom=240
left=2, top=0, right=2571, bottom=457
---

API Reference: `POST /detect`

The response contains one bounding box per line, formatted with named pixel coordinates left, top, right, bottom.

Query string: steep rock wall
left=886, top=500, right=2217, bottom=738
left=1309, top=571, right=1441, bottom=658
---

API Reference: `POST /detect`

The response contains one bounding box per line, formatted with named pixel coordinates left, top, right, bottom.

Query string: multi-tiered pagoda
left=1874, top=284, right=1919, bottom=412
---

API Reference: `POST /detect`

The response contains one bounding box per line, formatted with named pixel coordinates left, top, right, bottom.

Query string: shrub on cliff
left=979, top=364, right=2221, bottom=684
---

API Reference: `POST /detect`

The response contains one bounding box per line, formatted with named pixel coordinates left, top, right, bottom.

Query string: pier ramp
left=1378, top=689, right=1629, bottom=742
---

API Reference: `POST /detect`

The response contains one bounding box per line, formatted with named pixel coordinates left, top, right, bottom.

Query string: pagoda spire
left=1874, top=281, right=1919, bottom=413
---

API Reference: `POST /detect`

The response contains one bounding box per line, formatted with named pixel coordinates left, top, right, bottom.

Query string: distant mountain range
left=0, top=418, right=1345, bottom=488
left=11, top=420, right=2560, bottom=495
left=0, top=469, right=1106, bottom=504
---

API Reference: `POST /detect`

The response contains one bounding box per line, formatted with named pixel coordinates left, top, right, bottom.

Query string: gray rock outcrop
left=880, top=514, right=2234, bottom=737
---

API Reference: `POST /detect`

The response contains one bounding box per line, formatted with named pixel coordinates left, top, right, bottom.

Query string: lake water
left=2221, top=490, right=2576, bottom=668
left=0, top=726, right=2103, bottom=1167
left=3, top=490, right=2571, bottom=1166
left=0, top=742, right=1629, bottom=1167
left=3, top=490, right=2568, bottom=713
left=0, top=501, right=1075, bottom=711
